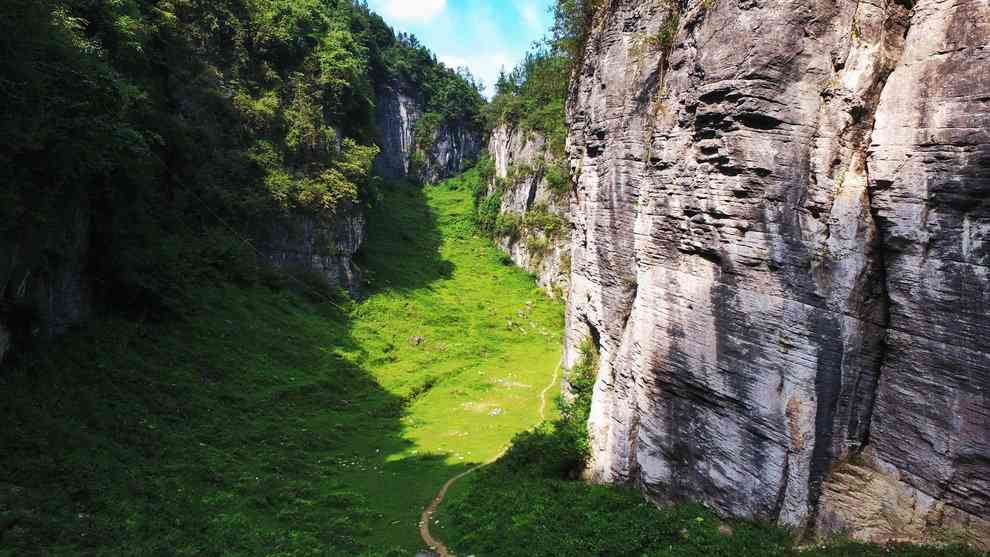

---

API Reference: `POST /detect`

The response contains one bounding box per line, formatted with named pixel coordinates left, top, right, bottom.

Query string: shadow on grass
left=0, top=186, right=472, bottom=557
left=356, top=181, right=455, bottom=295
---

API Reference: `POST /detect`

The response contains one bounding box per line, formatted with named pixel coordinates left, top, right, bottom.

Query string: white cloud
left=376, top=0, right=447, bottom=23
left=440, top=52, right=510, bottom=98
left=519, top=4, right=542, bottom=30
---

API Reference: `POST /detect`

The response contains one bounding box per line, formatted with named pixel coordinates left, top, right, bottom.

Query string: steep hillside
left=565, top=0, right=989, bottom=546
left=0, top=0, right=484, bottom=366
left=475, top=39, right=575, bottom=295
left=0, top=177, right=563, bottom=555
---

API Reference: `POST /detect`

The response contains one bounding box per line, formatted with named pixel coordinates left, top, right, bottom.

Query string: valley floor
left=1, top=174, right=985, bottom=557
left=0, top=177, right=564, bottom=556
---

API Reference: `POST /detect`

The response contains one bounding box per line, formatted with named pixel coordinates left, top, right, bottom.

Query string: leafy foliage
left=0, top=0, right=481, bottom=316
left=435, top=336, right=987, bottom=557
left=0, top=175, right=565, bottom=556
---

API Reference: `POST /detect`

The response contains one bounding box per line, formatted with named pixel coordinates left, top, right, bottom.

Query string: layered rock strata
left=489, top=125, right=571, bottom=293
left=565, top=0, right=989, bottom=546
left=374, top=83, right=483, bottom=183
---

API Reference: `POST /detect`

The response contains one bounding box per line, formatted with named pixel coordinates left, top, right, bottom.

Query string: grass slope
left=0, top=174, right=564, bottom=556
left=438, top=435, right=988, bottom=556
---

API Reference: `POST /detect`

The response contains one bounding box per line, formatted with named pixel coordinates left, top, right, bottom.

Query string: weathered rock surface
left=255, top=205, right=366, bottom=295
left=420, top=123, right=483, bottom=184
left=565, top=0, right=989, bottom=546
left=374, top=84, right=422, bottom=180
left=374, top=82, right=483, bottom=184
left=489, top=124, right=571, bottom=293
left=0, top=197, right=92, bottom=366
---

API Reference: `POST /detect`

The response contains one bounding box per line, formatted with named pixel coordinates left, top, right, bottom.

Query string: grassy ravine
left=432, top=238, right=986, bottom=557
left=435, top=428, right=988, bottom=557
left=0, top=175, right=564, bottom=556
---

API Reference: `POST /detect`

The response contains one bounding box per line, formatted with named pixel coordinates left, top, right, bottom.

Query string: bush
left=544, top=159, right=572, bottom=197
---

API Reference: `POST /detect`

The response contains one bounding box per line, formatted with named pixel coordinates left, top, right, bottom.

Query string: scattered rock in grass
left=718, top=523, right=733, bottom=536
left=411, top=335, right=425, bottom=346
left=490, top=408, right=503, bottom=417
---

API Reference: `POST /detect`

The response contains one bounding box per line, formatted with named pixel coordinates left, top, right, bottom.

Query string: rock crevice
left=487, top=124, right=571, bottom=294
left=565, top=0, right=990, bottom=545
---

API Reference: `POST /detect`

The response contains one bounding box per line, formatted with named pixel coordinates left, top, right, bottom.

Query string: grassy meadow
left=0, top=175, right=563, bottom=556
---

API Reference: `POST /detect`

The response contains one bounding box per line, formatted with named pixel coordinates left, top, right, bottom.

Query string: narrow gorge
left=2, top=0, right=988, bottom=555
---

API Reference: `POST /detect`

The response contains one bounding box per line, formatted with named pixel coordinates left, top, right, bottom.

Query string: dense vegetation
left=435, top=342, right=987, bottom=557
left=0, top=0, right=483, bottom=320
left=485, top=0, right=602, bottom=156
left=0, top=175, right=563, bottom=556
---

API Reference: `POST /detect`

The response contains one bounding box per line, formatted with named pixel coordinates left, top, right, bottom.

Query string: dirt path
left=418, top=362, right=561, bottom=557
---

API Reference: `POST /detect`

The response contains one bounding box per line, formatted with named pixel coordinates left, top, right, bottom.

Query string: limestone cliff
left=565, top=0, right=989, bottom=546
left=374, top=82, right=483, bottom=184
left=255, top=204, right=366, bottom=295
left=0, top=195, right=92, bottom=362
left=488, top=124, right=571, bottom=294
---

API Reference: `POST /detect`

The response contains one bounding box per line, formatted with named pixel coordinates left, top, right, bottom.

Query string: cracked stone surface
left=489, top=125, right=571, bottom=293
left=564, top=0, right=989, bottom=545
left=374, top=82, right=482, bottom=184
left=255, top=204, right=367, bottom=296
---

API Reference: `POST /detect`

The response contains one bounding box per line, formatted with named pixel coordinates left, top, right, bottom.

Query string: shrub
left=544, top=159, right=572, bottom=197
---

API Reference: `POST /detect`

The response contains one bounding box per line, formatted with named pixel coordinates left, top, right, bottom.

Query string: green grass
left=434, top=414, right=988, bottom=557
left=0, top=176, right=564, bottom=556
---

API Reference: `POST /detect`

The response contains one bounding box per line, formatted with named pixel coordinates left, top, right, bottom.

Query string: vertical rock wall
left=374, top=85, right=422, bottom=180
left=488, top=125, right=571, bottom=293
left=565, top=0, right=989, bottom=545
left=255, top=206, right=366, bottom=295
left=420, top=124, right=483, bottom=184
left=374, top=82, right=483, bottom=184
left=0, top=194, right=92, bottom=367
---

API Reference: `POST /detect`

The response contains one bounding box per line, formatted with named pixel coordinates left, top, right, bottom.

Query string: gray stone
left=374, top=82, right=483, bottom=184
left=488, top=124, right=571, bottom=294
left=0, top=194, right=92, bottom=365
left=374, top=84, right=421, bottom=180
left=564, top=0, right=989, bottom=546
left=0, top=322, right=9, bottom=366
left=255, top=204, right=366, bottom=296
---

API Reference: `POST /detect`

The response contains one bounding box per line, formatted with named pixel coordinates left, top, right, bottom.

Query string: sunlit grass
left=0, top=173, right=563, bottom=556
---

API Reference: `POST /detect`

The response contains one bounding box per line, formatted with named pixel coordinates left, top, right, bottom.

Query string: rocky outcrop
left=420, top=124, right=484, bottom=184
left=565, top=0, right=989, bottom=546
left=374, top=85, right=421, bottom=180
left=255, top=205, right=366, bottom=295
left=489, top=125, right=571, bottom=293
left=374, top=83, right=483, bottom=183
left=0, top=196, right=92, bottom=366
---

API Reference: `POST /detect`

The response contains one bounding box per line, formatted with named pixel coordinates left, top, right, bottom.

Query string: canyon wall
left=488, top=125, right=571, bottom=293
left=255, top=205, right=366, bottom=295
left=565, top=0, right=989, bottom=546
left=0, top=195, right=92, bottom=364
left=374, top=82, right=483, bottom=184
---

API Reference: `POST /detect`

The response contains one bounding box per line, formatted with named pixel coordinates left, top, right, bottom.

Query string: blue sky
left=366, top=0, right=555, bottom=97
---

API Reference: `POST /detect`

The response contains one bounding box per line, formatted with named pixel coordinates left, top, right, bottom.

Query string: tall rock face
left=374, top=83, right=483, bottom=183
left=255, top=205, right=366, bottom=295
left=0, top=195, right=92, bottom=366
left=489, top=125, right=571, bottom=293
left=374, top=85, right=421, bottom=180
left=565, top=0, right=989, bottom=546
left=421, top=123, right=483, bottom=184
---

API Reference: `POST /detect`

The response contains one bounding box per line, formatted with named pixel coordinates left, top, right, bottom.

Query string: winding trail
left=418, top=362, right=561, bottom=557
